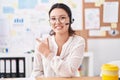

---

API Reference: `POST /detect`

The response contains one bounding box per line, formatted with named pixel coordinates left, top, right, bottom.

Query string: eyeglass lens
left=49, top=16, right=67, bottom=24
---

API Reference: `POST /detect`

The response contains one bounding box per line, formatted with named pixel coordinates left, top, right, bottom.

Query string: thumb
left=44, top=38, right=49, bottom=46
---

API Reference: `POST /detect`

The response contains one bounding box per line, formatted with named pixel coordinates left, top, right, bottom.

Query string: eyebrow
left=50, top=15, right=68, bottom=17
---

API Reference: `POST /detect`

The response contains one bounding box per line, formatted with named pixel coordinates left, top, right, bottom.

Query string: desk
left=3, top=77, right=101, bottom=80
left=36, top=77, right=101, bottom=80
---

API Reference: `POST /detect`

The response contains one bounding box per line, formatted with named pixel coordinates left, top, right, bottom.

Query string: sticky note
left=111, top=23, right=117, bottom=28
left=3, top=7, right=14, bottom=13
left=95, top=1, right=101, bottom=7
left=101, top=31, right=106, bottom=36
left=100, top=0, right=105, bottom=5
left=10, top=30, right=17, bottom=36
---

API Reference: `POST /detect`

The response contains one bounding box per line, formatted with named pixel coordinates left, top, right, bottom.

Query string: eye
left=61, top=16, right=66, bottom=19
left=50, top=17, right=56, bottom=21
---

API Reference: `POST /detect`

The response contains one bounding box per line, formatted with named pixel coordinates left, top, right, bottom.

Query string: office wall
left=88, top=39, right=120, bottom=76
left=0, top=0, right=82, bottom=53
left=82, top=0, right=120, bottom=76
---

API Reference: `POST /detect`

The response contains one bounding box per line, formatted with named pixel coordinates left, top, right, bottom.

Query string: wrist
left=44, top=50, right=50, bottom=57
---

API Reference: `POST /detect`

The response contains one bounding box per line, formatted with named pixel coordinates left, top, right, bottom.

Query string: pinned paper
left=58, top=0, right=63, bottom=3
left=100, top=0, right=105, bottom=5
left=68, top=0, right=76, bottom=8
left=103, top=2, right=119, bottom=23
left=101, top=31, right=106, bottom=36
left=111, top=23, right=117, bottom=29
left=85, top=0, right=97, bottom=3
left=10, top=30, right=17, bottom=36
left=3, top=7, right=14, bottom=14
left=18, top=0, right=38, bottom=9
left=95, top=1, right=101, bottom=7
left=85, top=8, right=100, bottom=29
left=89, top=30, right=106, bottom=36
left=12, top=2, right=18, bottom=8
left=41, top=0, right=49, bottom=3
left=95, top=0, right=102, bottom=7
left=7, top=14, right=13, bottom=20
left=100, top=26, right=111, bottom=31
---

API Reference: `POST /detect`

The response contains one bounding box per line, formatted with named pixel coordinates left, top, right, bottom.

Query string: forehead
left=50, top=8, right=68, bottom=17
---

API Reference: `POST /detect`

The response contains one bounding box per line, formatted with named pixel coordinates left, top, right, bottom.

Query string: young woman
left=31, top=3, right=85, bottom=77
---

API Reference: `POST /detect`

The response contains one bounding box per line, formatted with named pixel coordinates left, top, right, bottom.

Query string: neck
left=55, top=33, right=69, bottom=44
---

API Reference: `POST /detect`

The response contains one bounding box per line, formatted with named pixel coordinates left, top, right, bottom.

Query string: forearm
left=31, top=51, right=44, bottom=78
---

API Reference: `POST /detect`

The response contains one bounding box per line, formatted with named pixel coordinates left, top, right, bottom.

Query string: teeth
left=56, top=26, right=62, bottom=29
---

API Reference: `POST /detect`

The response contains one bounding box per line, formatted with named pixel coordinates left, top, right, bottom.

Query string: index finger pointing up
left=36, top=38, right=41, bottom=43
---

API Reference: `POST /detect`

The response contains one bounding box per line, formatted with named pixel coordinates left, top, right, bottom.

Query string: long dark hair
left=49, top=3, right=75, bottom=36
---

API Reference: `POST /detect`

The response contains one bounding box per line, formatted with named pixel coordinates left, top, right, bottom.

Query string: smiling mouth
left=55, top=26, right=63, bottom=30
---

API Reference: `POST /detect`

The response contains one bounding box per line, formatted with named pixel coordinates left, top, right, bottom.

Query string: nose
left=55, top=18, right=61, bottom=24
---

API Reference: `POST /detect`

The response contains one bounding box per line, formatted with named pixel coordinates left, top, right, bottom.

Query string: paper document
left=12, top=59, right=16, bottom=73
left=6, top=60, right=10, bottom=73
left=103, top=2, right=119, bottom=23
left=19, top=60, right=24, bottom=73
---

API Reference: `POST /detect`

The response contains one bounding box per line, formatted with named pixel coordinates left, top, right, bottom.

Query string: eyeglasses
left=49, top=16, right=68, bottom=24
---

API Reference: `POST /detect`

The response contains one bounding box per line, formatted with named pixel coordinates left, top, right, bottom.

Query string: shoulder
left=69, top=35, right=85, bottom=51
left=72, top=35, right=85, bottom=44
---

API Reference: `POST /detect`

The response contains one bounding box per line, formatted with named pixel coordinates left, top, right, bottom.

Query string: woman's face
left=49, top=8, right=70, bottom=35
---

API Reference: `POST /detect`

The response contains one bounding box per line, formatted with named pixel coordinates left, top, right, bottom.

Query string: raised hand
left=36, top=38, right=50, bottom=57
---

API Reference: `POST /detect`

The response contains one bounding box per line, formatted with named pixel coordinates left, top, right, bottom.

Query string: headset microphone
left=65, top=23, right=70, bottom=25
left=65, top=18, right=74, bottom=25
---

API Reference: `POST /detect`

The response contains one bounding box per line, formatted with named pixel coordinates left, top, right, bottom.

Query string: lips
left=55, top=26, right=63, bottom=30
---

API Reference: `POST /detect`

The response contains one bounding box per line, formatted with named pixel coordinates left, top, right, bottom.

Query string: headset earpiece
left=71, top=18, right=74, bottom=24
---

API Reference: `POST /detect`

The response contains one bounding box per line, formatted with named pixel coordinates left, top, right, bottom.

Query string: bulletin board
left=75, top=0, right=120, bottom=51
left=81, top=0, right=120, bottom=38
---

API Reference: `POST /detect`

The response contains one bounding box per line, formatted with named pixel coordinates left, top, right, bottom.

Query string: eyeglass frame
left=49, top=16, right=69, bottom=24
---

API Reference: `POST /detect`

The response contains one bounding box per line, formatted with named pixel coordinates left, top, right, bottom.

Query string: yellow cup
left=101, top=64, right=119, bottom=80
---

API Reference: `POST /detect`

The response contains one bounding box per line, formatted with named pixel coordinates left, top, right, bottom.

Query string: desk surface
left=36, top=77, right=101, bottom=80
left=3, top=77, right=101, bottom=80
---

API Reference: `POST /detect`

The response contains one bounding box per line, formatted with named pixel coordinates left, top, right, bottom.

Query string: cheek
left=50, top=24, right=54, bottom=28
left=50, top=25, right=56, bottom=31
left=64, top=25, right=69, bottom=31
left=51, top=25, right=55, bottom=30
left=65, top=24, right=69, bottom=28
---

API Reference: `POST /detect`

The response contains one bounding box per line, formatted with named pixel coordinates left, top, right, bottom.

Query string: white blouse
left=31, top=35, right=85, bottom=78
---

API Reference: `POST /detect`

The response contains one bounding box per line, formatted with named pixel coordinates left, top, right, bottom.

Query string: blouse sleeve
left=30, top=42, right=44, bottom=78
left=48, top=37, right=85, bottom=77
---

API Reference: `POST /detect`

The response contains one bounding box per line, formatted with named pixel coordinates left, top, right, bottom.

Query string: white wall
left=88, top=39, right=120, bottom=76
